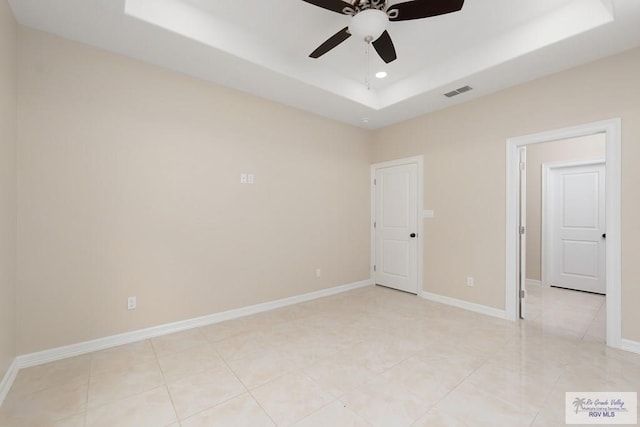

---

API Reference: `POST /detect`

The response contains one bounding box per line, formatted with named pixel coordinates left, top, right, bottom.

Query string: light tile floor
left=525, top=284, right=606, bottom=343
left=1, top=285, right=638, bottom=427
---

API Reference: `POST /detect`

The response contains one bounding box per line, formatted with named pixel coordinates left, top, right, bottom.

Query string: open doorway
left=506, top=119, right=621, bottom=349
left=524, top=135, right=606, bottom=342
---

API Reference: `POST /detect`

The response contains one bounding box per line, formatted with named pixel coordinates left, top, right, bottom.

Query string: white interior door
left=546, top=162, right=606, bottom=294
left=374, top=163, right=418, bottom=294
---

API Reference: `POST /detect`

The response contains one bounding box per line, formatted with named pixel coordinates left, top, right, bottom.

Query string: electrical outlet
left=127, top=296, right=137, bottom=310
left=247, top=174, right=255, bottom=184
left=315, top=268, right=321, bottom=278
left=466, top=277, right=474, bottom=287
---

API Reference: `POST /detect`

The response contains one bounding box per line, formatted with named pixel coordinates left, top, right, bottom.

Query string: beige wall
left=372, top=47, right=640, bottom=342
left=15, top=28, right=371, bottom=354
left=9, top=24, right=640, bottom=355
left=525, top=134, right=606, bottom=282
left=0, top=0, right=17, bottom=379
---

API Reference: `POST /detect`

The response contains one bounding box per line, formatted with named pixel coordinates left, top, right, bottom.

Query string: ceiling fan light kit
left=349, top=9, right=388, bottom=42
left=303, top=0, right=465, bottom=63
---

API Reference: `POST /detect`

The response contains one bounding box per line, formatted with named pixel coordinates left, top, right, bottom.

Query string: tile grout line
left=435, top=336, right=545, bottom=423
left=82, top=348, right=173, bottom=425
left=82, top=352, right=93, bottom=427
left=420, top=343, right=498, bottom=418
left=245, top=388, right=279, bottom=427
left=207, top=328, right=279, bottom=427
left=149, top=338, right=181, bottom=425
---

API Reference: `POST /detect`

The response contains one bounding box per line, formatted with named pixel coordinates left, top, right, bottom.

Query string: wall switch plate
left=247, top=174, right=255, bottom=184
left=127, top=296, right=137, bottom=310
left=240, top=174, right=247, bottom=184
left=315, top=268, right=321, bottom=278
left=466, top=277, right=474, bottom=287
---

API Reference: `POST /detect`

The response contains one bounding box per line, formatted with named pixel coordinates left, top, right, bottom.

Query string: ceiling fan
left=303, top=0, right=465, bottom=63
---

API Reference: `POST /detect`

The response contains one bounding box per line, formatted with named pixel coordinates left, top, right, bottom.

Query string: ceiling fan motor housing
left=354, top=0, right=386, bottom=12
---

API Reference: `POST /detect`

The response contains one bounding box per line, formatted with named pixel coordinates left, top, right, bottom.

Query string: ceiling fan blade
left=372, top=30, right=397, bottom=63
left=301, top=0, right=353, bottom=14
left=309, top=27, right=352, bottom=58
left=387, top=0, right=464, bottom=21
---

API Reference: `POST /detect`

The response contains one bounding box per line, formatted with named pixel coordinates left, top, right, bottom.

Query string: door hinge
left=520, top=289, right=526, bottom=298
left=520, top=161, right=526, bottom=171
left=373, top=178, right=376, bottom=185
left=373, top=265, right=376, bottom=272
left=373, top=221, right=376, bottom=228
left=520, top=225, right=525, bottom=235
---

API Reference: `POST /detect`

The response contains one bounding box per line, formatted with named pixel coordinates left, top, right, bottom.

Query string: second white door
left=545, top=162, right=606, bottom=294
left=374, top=163, right=418, bottom=294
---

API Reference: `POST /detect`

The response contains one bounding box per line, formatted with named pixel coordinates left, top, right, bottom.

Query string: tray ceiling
left=9, top=0, right=640, bottom=128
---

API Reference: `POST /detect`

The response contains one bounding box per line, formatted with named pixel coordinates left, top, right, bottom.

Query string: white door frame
left=518, top=147, right=527, bottom=319
left=541, top=159, right=606, bottom=289
left=506, top=118, right=621, bottom=349
left=371, top=156, right=424, bottom=295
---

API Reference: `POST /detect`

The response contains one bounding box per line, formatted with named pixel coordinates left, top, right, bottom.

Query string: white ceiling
left=8, top=0, right=640, bottom=129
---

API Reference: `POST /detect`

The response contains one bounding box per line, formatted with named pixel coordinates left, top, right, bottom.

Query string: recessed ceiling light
left=362, top=118, right=369, bottom=123
left=375, top=71, right=387, bottom=79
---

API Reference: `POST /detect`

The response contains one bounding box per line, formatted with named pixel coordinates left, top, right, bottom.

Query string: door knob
left=602, top=233, right=606, bottom=239
left=410, top=233, right=417, bottom=238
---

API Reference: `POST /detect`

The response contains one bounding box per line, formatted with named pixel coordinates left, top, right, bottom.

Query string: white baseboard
left=619, top=339, right=640, bottom=355
left=4, top=278, right=637, bottom=405
left=15, top=279, right=372, bottom=370
left=525, top=279, right=542, bottom=287
left=0, top=359, right=18, bottom=406
left=421, top=291, right=507, bottom=320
